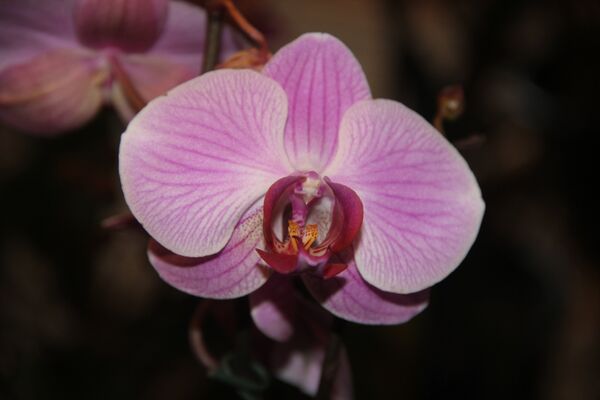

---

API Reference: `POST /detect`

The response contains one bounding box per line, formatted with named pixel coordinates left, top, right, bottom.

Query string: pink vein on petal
left=120, top=69, right=292, bottom=257
left=263, top=33, right=371, bottom=173
left=148, top=203, right=270, bottom=299
left=303, top=252, right=429, bottom=324
left=325, top=99, right=484, bottom=294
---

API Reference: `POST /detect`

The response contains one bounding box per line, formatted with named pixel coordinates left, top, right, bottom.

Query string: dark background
left=1, top=0, right=599, bottom=398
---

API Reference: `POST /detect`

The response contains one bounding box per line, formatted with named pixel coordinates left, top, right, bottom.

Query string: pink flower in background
left=119, top=33, right=484, bottom=336
left=0, top=0, right=239, bottom=135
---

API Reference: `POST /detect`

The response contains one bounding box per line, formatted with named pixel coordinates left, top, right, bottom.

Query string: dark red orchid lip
left=256, top=249, right=298, bottom=274
left=257, top=172, right=363, bottom=279
left=261, top=174, right=305, bottom=252
left=317, top=177, right=363, bottom=253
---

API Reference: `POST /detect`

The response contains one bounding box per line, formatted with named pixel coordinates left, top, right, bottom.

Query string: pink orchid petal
left=116, top=54, right=194, bottom=117
left=249, top=276, right=340, bottom=395
left=73, top=0, right=169, bottom=52
left=264, top=286, right=334, bottom=396
left=119, top=69, right=292, bottom=257
left=326, top=99, right=485, bottom=293
left=111, top=53, right=193, bottom=122
left=249, top=274, right=297, bottom=342
left=271, top=339, right=327, bottom=397
left=0, top=0, right=78, bottom=70
left=147, top=1, right=241, bottom=72
left=116, top=2, right=245, bottom=115
left=263, top=33, right=371, bottom=172
left=148, top=203, right=270, bottom=299
left=269, top=317, right=354, bottom=398
left=303, top=251, right=429, bottom=324
left=0, top=48, right=106, bottom=135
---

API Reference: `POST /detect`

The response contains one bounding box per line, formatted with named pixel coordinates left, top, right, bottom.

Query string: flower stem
left=199, top=0, right=271, bottom=71
left=189, top=300, right=220, bottom=371
left=221, top=0, right=268, bottom=53
left=202, top=4, right=225, bottom=74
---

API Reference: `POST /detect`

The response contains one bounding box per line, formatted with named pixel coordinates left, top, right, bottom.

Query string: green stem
left=202, top=7, right=225, bottom=74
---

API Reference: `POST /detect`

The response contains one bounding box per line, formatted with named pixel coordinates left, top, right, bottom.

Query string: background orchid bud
left=73, top=0, right=169, bottom=52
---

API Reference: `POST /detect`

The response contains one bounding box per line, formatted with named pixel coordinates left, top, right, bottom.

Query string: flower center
left=257, top=172, right=364, bottom=279
left=288, top=220, right=318, bottom=252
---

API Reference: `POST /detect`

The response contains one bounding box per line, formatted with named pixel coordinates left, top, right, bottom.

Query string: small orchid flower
left=0, top=0, right=239, bottom=134
left=251, top=275, right=353, bottom=397
left=119, top=34, right=484, bottom=336
left=192, top=276, right=353, bottom=397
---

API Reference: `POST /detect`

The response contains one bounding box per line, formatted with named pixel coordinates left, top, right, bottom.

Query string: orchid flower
left=192, top=276, right=353, bottom=397
left=119, top=33, right=484, bottom=336
left=0, top=0, right=239, bottom=135
left=252, top=275, right=354, bottom=397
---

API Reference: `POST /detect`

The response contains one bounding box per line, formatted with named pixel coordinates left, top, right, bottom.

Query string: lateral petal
left=148, top=203, right=270, bottom=299
left=119, top=69, right=292, bottom=257
left=303, top=250, right=429, bottom=324
left=326, top=99, right=484, bottom=293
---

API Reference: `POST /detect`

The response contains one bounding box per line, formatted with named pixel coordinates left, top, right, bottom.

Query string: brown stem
left=189, top=300, right=220, bottom=372
left=198, top=0, right=270, bottom=71
left=221, top=0, right=268, bottom=53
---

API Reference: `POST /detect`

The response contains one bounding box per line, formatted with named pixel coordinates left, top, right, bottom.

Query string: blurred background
left=1, top=0, right=599, bottom=398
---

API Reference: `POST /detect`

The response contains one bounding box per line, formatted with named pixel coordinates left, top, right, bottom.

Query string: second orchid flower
left=0, top=0, right=240, bottom=134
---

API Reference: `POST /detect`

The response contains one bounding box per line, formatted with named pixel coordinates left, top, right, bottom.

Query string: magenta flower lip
left=119, top=33, right=485, bottom=328
left=0, top=0, right=239, bottom=134
left=256, top=172, right=363, bottom=279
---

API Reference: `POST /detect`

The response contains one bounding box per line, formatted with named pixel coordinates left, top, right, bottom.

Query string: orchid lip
left=257, top=172, right=363, bottom=279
